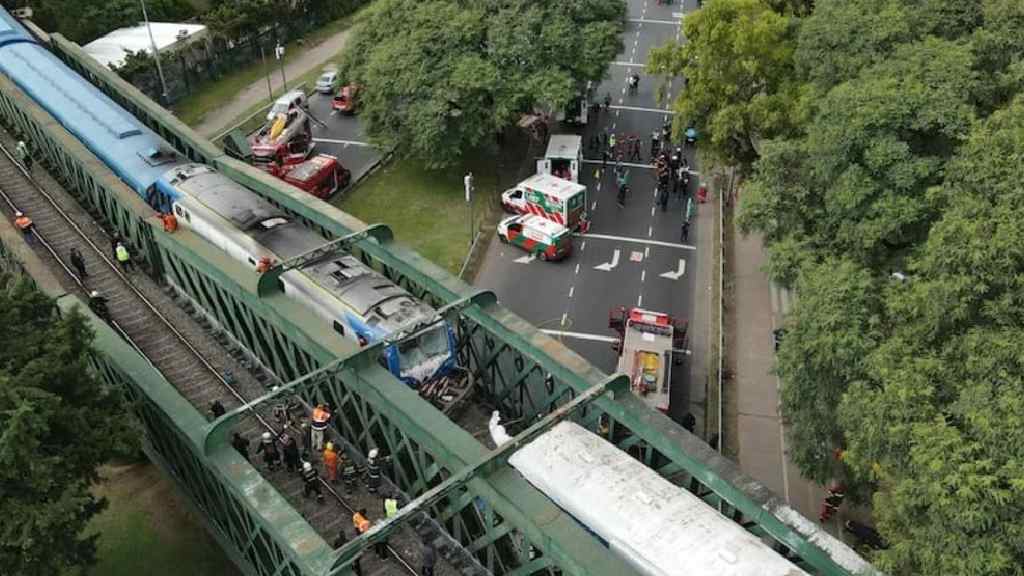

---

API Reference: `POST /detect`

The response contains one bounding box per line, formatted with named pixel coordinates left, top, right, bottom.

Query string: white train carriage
left=509, top=422, right=808, bottom=576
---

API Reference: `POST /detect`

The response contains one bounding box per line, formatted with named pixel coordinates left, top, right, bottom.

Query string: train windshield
left=397, top=323, right=450, bottom=383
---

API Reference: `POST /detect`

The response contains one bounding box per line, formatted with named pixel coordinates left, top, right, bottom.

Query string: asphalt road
left=476, top=0, right=707, bottom=427
left=304, top=90, right=383, bottom=191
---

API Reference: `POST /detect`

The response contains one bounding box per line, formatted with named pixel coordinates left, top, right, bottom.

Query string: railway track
left=0, top=137, right=474, bottom=576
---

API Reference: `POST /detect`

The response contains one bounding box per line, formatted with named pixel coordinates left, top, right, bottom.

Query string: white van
left=266, top=90, right=308, bottom=121
left=537, top=134, right=583, bottom=183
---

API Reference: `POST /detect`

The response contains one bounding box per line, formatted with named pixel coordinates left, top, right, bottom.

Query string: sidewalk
left=193, top=28, right=354, bottom=138
left=730, top=220, right=825, bottom=524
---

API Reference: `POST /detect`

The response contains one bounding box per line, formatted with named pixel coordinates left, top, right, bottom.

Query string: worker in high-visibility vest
left=323, top=442, right=339, bottom=483
left=374, top=492, right=399, bottom=560
left=114, top=241, right=134, bottom=272
left=310, top=404, right=331, bottom=452
left=352, top=508, right=370, bottom=536
left=13, top=211, right=33, bottom=244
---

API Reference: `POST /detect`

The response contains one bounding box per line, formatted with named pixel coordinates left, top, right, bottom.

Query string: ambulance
left=501, top=174, right=588, bottom=231
left=497, top=214, right=572, bottom=261
left=537, top=134, right=583, bottom=182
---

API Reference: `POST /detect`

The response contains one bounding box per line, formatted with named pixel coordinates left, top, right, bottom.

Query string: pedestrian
left=658, top=186, right=669, bottom=212
left=210, top=400, right=226, bottom=418
left=114, top=241, right=133, bottom=272
left=15, top=140, right=31, bottom=171
left=69, top=247, right=87, bottom=278
left=589, top=132, right=601, bottom=152
left=374, top=494, right=396, bottom=560
left=271, top=387, right=293, bottom=427
left=281, top=432, right=301, bottom=474
left=844, top=520, right=887, bottom=550
left=332, top=529, right=348, bottom=549
left=608, top=133, right=617, bottom=154
left=366, top=448, right=382, bottom=494
left=629, top=134, right=641, bottom=162
left=256, top=431, right=280, bottom=471
left=819, top=481, right=846, bottom=522
left=603, top=92, right=611, bottom=112
left=323, top=441, right=339, bottom=483
left=231, top=432, right=250, bottom=462
left=310, top=403, right=330, bottom=452
left=601, top=147, right=609, bottom=167
left=301, top=461, right=324, bottom=502
left=421, top=543, right=436, bottom=576
left=650, top=130, right=660, bottom=157
left=341, top=453, right=358, bottom=494
left=686, top=196, right=696, bottom=223
left=13, top=211, right=33, bottom=244
left=682, top=412, right=696, bottom=433
left=680, top=220, right=689, bottom=243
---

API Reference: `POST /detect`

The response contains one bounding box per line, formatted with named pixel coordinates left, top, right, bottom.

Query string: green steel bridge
left=0, top=24, right=877, bottom=576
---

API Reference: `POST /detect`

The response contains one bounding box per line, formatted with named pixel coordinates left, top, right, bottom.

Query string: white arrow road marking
left=659, top=258, right=686, bottom=280
left=514, top=253, right=536, bottom=264
left=594, top=249, right=621, bottom=271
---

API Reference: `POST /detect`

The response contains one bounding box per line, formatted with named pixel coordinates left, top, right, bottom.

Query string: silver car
left=315, top=71, right=339, bottom=94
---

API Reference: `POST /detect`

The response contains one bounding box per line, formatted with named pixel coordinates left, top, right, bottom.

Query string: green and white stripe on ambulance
left=497, top=214, right=572, bottom=262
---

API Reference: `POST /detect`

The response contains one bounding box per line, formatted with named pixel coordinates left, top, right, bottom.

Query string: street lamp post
left=139, top=0, right=169, bottom=104
left=275, top=42, right=288, bottom=91
left=464, top=172, right=474, bottom=247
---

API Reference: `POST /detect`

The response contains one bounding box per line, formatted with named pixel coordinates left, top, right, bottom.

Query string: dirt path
left=194, top=28, right=354, bottom=138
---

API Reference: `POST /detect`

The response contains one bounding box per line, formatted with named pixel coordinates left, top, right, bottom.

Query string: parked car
left=497, top=214, right=572, bottom=261
left=266, top=90, right=308, bottom=121
left=315, top=70, right=339, bottom=94
left=332, top=84, right=360, bottom=115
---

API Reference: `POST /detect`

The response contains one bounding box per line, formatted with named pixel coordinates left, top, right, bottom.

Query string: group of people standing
left=228, top=400, right=438, bottom=575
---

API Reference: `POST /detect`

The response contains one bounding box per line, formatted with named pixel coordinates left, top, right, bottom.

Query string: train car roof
left=0, top=38, right=177, bottom=194
left=0, top=9, right=32, bottom=47
left=510, top=422, right=808, bottom=576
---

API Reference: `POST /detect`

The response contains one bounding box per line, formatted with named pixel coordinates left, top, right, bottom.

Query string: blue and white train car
left=509, top=422, right=809, bottom=576
left=0, top=8, right=456, bottom=385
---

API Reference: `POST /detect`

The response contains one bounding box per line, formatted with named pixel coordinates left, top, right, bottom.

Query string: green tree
left=647, top=0, right=799, bottom=168
left=775, top=259, right=886, bottom=484
left=0, top=275, right=130, bottom=574
left=339, top=0, right=624, bottom=168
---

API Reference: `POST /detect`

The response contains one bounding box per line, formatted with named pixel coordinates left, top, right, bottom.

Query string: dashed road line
left=637, top=294, right=644, bottom=307
left=627, top=18, right=679, bottom=25
left=641, top=269, right=646, bottom=283
left=574, top=263, right=580, bottom=275
left=561, top=312, right=568, bottom=327
left=608, top=104, right=676, bottom=114
left=648, top=225, right=653, bottom=238
left=568, top=286, right=575, bottom=298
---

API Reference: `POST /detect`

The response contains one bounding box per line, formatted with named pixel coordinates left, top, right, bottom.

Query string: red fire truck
left=272, top=154, right=351, bottom=200
left=608, top=307, right=688, bottom=414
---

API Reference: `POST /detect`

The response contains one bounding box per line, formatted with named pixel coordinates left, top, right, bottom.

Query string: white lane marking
left=577, top=233, right=696, bottom=251
left=627, top=18, right=679, bottom=25
left=637, top=294, right=644, bottom=307
left=312, top=138, right=375, bottom=147
left=659, top=258, right=686, bottom=280
left=574, top=263, right=580, bottom=275
left=648, top=225, right=653, bottom=238
left=541, top=329, right=620, bottom=344
left=672, top=12, right=685, bottom=18
left=609, top=104, right=676, bottom=114
left=613, top=61, right=646, bottom=68
left=568, top=286, right=575, bottom=298
left=561, top=312, right=568, bottom=327
left=581, top=241, right=586, bottom=252
left=592, top=200, right=598, bottom=211
left=594, top=249, right=621, bottom=271
left=645, top=246, right=650, bottom=258
left=514, top=253, right=536, bottom=264
left=641, top=269, right=646, bottom=283
left=650, top=205, right=656, bottom=216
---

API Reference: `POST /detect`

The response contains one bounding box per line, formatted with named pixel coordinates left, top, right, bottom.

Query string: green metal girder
left=256, top=224, right=394, bottom=297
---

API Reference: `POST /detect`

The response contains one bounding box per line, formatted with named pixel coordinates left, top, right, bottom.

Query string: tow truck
left=608, top=307, right=687, bottom=413
left=249, top=107, right=314, bottom=169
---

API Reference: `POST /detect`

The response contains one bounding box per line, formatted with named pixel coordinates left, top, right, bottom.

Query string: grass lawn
left=335, top=153, right=500, bottom=275
left=78, top=462, right=239, bottom=576
left=172, top=15, right=357, bottom=128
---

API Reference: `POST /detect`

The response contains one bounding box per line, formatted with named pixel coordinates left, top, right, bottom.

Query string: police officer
left=301, top=461, right=324, bottom=502
left=231, top=432, right=250, bottom=462
left=281, top=432, right=301, bottom=474
left=69, top=247, right=87, bottom=278
left=210, top=400, right=226, bottom=418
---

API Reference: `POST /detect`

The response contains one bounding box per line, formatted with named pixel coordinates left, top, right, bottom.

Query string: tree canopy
left=678, top=0, right=1024, bottom=572
left=338, top=0, right=624, bottom=168
left=0, top=275, right=131, bottom=574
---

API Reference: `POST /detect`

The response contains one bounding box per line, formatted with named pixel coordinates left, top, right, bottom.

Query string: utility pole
left=139, top=0, right=169, bottom=104
left=464, top=172, right=474, bottom=246
left=275, top=42, right=287, bottom=92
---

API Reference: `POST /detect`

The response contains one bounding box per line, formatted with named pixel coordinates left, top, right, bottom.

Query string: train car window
left=174, top=205, right=183, bottom=218
left=332, top=321, right=345, bottom=336
left=248, top=258, right=256, bottom=266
